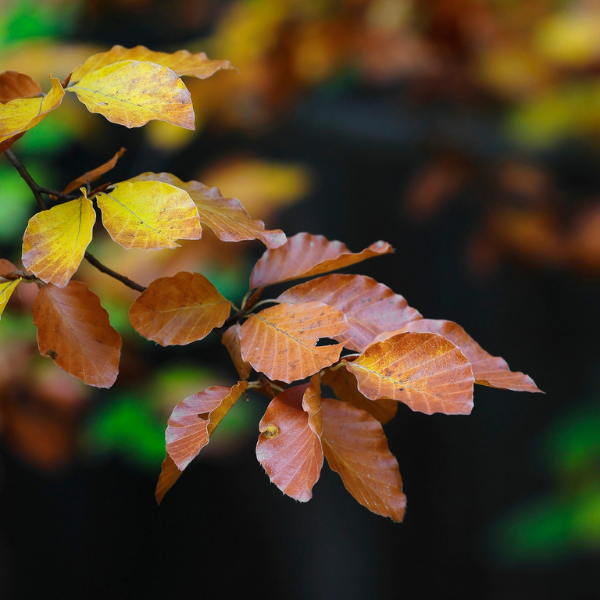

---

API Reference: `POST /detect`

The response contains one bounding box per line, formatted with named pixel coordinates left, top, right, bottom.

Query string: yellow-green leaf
left=96, top=181, right=201, bottom=250
left=67, top=60, right=194, bottom=129
left=22, top=195, right=95, bottom=287
left=0, top=278, right=20, bottom=319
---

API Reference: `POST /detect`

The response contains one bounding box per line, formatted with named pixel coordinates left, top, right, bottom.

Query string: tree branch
left=4, top=149, right=47, bottom=210
left=84, top=252, right=146, bottom=292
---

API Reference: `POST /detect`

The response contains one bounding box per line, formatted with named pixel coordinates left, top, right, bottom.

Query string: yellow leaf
left=96, top=181, right=201, bottom=250
left=0, top=278, right=20, bottom=319
left=70, top=45, right=233, bottom=83
left=0, top=76, right=64, bottom=144
left=22, top=195, right=96, bottom=287
left=67, top=60, right=194, bottom=129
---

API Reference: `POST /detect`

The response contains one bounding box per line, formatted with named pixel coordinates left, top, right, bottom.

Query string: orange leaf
left=278, top=274, right=421, bottom=351
left=322, top=366, right=398, bottom=424
left=0, top=71, right=41, bottom=103
left=250, top=232, right=393, bottom=289
left=221, top=324, right=252, bottom=379
left=62, top=147, right=126, bottom=195
left=321, top=398, right=406, bottom=522
left=239, top=302, right=348, bottom=383
left=256, top=378, right=323, bottom=502
left=399, top=319, right=542, bottom=393
left=32, top=281, right=122, bottom=388
left=166, top=381, right=248, bottom=470
left=129, top=272, right=231, bottom=346
left=155, top=454, right=182, bottom=504
left=346, top=332, right=474, bottom=415
left=0, top=259, right=18, bottom=275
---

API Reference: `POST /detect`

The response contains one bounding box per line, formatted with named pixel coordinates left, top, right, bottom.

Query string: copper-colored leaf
left=256, top=379, right=323, bottom=502
left=250, top=233, right=393, bottom=289
left=322, top=366, right=398, bottom=424
left=0, top=131, right=25, bottom=153
left=239, top=302, right=348, bottom=383
left=32, top=281, right=122, bottom=388
left=278, top=274, right=421, bottom=351
left=155, top=454, right=182, bottom=504
left=0, top=259, right=18, bottom=276
left=166, top=381, right=248, bottom=470
left=128, top=173, right=286, bottom=248
left=346, top=332, right=474, bottom=415
left=321, top=398, right=406, bottom=522
left=62, top=147, right=126, bottom=195
left=0, top=71, right=41, bottom=103
left=129, top=272, right=230, bottom=346
left=221, top=324, right=252, bottom=379
left=399, top=319, right=542, bottom=393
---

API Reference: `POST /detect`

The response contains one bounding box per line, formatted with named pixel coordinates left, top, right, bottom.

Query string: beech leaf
left=155, top=454, right=182, bottom=504
left=278, top=274, right=421, bottom=352
left=129, top=272, right=231, bottom=346
left=0, top=279, right=20, bottom=319
left=239, top=302, right=348, bottom=383
left=67, top=60, right=194, bottom=129
left=0, top=259, right=18, bottom=275
left=221, top=324, right=252, bottom=379
left=32, top=281, right=122, bottom=388
left=321, top=398, right=406, bottom=522
left=256, top=378, right=323, bottom=502
left=96, top=180, right=201, bottom=250
left=346, top=332, right=475, bottom=415
left=62, top=147, right=126, bottom=195
left=250, top=232, right=393, bottom=289
left=0, top=71, right=41, bottom=103
left=22, top=195, right=95, bottom=287
left=166, top=381, right=248, bottom=471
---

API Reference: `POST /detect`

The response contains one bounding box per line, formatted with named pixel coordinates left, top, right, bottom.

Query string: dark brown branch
left=4, top=149, right=47, bottom=210
left=84, top=252, right=146, bottom=293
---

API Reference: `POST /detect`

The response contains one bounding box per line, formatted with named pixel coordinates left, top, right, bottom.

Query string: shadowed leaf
left=155, top=454, right=182, bottom=504
left=62, top=147, right=126, bottom=194
left=222, top=324, right=252, bottom=379
left=0, top=71, right=41, bottom=103
left=0, top=259, right=18, bottom=275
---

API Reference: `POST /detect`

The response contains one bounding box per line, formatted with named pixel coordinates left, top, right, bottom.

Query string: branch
left=4, top=149, right=47, bottom=210
left=84, top=252, right=146, bottom=293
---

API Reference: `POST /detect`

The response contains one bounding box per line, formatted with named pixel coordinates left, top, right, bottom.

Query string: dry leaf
left=221, top=324, right=252, bottom=379
left=62, top=147, right=126, bottom=194
left=0, top=71, right=41, bottom=103
left=155, top=454, right=182, bottom=504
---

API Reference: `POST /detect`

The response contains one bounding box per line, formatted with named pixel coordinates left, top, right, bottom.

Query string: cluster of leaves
left=0, top=45, right=541, bottom=521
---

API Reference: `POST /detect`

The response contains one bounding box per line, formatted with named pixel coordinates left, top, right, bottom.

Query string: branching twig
left=84, top=252, right=146, bottom=293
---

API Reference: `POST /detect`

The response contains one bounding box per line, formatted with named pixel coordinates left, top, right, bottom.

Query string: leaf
left=0, top=76, right=64, bottom=145
left=67, top=60, right=194, bottom=129
left=22, top=195, right=96, bottom=287
left=71, top=45, right=233, bottom=83
left=0, top=259, right=18, bottom=276
left=0, top=71, right=41, bottom=103
left=250, top=232, right=393, bottom=289
left=128, top=172, right=286, bottom=248
left=32, top=281, right=122, bottom=388
left=96, top=180, right=201, bottom=250
left=0, top=279, right=20, bottom=319
left=322, top=366, right=398, bottom=424
left=222, top=324, right=252, bottom=379
left=166, top=381, right=248, bottom=471
left=399, top=319, right=542, bottom=393
left=62, top=147, right=126, bottom=194
left=256, top=378, right=323, bottom=502
left=155, top=454, right=182, bottom=504
left=321, top=398, right=406, bottom=522
left=129, top=272, right=231, bottom=346
left=239, top=302, right=348, bottom=383
left=346, top=332, right=475, bottom=415
left=278, top=274, right=421, bottom=352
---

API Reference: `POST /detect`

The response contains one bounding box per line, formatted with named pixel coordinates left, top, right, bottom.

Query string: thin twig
left=84, top=252, right=146, bottom=293
left=5, top=149, right=47, bottom=210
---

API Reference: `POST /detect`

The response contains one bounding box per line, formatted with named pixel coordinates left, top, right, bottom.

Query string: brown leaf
left=239, top=302, right=348, bottom=383
left=32, top=281, right=122, bottom=388
left=0, top=131, right=25, bottom=153
left=129, top=272, right=231, bottom=346
left=321, top=398, right=406, bottom=522
left=0, top=259, right=18, bottom=277
left=278, top=274, right=421, bottom=351
left=221, top=324, right=252, bottom=379
left=256, top=379, right=323, bottom=502
left=250, top=232, right=393, bottom=289
left=346, top=332, right=474, bottom=415
left=399, top=319, right=542, bottom=393
left=322, top=366, right=398, bottom=424
left=62, top=147, right=126, bottom=195
left=155, top=454, right=182, bottom=504
left=0, top=71, right=41, bottom=103
left=166, top=381, right=248, bottom=470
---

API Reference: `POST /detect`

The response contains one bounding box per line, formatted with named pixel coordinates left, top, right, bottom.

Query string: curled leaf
left=62, top=147, right=126, bottom=195
left=222, top=324, right=252, bottom=379
left=0, top=71, right=41, bottom=103
left=155, top=454, right=182, bottom=504
left=0, top=279, right=20, bottom=319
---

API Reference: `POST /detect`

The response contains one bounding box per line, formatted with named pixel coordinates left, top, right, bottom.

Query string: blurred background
left=1, top=0, right=599, bottom=598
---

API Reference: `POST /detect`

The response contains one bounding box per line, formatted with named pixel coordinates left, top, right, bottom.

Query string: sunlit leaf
left=62, top=147, right=126, bottom=194
left=22, top=195, right=95, bottom=287
left=0, top=279, right=20, bottom=319
left=155, top=454, right=182, bottom=504
left=0, top=71, right=41, bottom=103
left=250, top=232, right=393, bottom=289
left=67, top=60, right=194, bottom=129
left=346, top=332, right=474, bottom=415
left=222, top=323, right=252, bottom=379
left=239, top=302, right=348, bottom=383
left=96, top=180, right=201, bottom=250
left=33, top=281, right=122, bottom=388
left=129, top=272, right=231, bottom=346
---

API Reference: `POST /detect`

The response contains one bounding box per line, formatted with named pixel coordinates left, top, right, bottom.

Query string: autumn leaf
left=22, top=195, right=95, bottom=287
left=321, top=398, right=406, bottom=522
left=239, top=302, right=348, bottom=383
left=166, top=381, right=248, bottom=471
left=155, top=454, right=182, bottom=504
left=96, top=180, right=201, bottom=250
left=278, top=274, right=421, bottom=351
left=70, top=45, right=233, bottom=83
left=0, top=71, right=41, bottom=103
left=399, top=319, right=542, bottom=393
left=256, top=378, right=323, bottom=502
left=62, top=147, right=126, bottom=195
left=322, top=365, right=398, bottom=424
left=0, top=279, right=20, bottom=319
left=33, top=281, right=122, bottom=388
left=128, top=172, right=286, bottom=248
left=129, top=272, right=231, bottom=346
left=249, top=232, right=393, bottom=289
left=0, top=259, right=18, bottom=275
left=222, top=324, right=252, bottom=379
left=67, top=60, right=194, bottom=129
left=346, top=332, right=474, bottom=415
